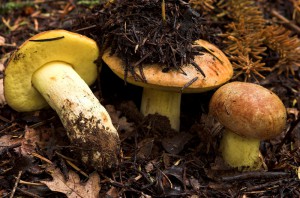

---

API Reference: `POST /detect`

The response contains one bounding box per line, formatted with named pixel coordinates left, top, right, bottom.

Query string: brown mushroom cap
left=4, top=30, right=99, bottom=112
left=209, top=82, right=287, bottom=140
left=102, top=39, right=233, bottom=93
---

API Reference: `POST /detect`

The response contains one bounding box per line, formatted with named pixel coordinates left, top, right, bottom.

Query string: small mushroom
left=4, top=30, right=120, bottom=171
left=103, top=39, right=233, bottom=131
left=209, top=81, right=287, bottom=170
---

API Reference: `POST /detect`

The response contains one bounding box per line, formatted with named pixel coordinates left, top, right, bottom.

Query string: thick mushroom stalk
left=32, top=62, right=120, bottom=170
left=209, top=82, right=287, bottom=171
left=141, top=88, right=181, bottom=130
left=220, top=129, right=262, bottom=170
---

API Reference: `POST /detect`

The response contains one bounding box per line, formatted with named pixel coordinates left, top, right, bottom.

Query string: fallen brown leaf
left=162, top=133, right=193, bottom=155
left=105, top=104, right=134, bottom=133
left=105, top=186, right=119, bottom=198
left=137, top=137, right=154, bottom=159
left=0, top=126, right=53, bottom=158
left=41, top=166, right=100, bottom=198
left=0, top=135, right=22, bottom=154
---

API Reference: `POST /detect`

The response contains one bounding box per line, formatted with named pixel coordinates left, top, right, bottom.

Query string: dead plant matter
left=214, top=0, right=300, bottom=81
left=216, top=0, right=270, bottom=81
left=189, top=0, right=216, bottom=13
left=76, top=0, right=220, bottom=81
left=263, top=25, right=300, bottom=76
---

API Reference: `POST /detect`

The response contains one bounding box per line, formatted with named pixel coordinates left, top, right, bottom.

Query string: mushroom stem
left=220, top=129, right=262, bottom=170
left=140, top=88, right=181, bottom=131
left=32, top=61, right=120, bottom=170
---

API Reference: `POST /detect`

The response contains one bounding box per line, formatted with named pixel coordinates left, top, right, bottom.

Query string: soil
left=0, top=0, right=300, bottom=197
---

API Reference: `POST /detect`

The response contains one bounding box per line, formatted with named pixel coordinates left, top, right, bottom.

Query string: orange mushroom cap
left=103, top=39, right=233, bottom=93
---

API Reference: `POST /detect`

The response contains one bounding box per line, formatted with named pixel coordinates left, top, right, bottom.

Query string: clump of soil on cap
left=75, top=0, right=221, bottom=81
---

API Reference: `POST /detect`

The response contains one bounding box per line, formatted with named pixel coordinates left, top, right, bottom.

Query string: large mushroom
left=4, top=30, right=120, bottom=171
left=103, top=39, right=233, bottom=131
left=209, top=82, right=287, bottom=170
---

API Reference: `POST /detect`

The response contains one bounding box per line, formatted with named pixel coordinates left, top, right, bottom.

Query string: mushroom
left=209, top=81, right=287, bottom=170
left=103, top=39, right=233, bottom=131
left=4, top=30, right=120, bottom=171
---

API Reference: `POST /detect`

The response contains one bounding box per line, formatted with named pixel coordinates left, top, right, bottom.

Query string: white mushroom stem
left=140, top=88, right=181, bottom=131
left=31, top=61, right=120, bottom=170
left=220, top=129, right=263, bottom=170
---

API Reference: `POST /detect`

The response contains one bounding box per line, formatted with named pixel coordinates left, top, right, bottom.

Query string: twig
left=10, top=171, right=22, bottom=198
left=31, top=152, right=53, bottom=164
left=244, top=178, right=299, bottom=192
left=133, top=167, right=153, bottom=185
left=16, top=187, right=43, bottom=198
left=75, top=25, right=97, bottom=32
left=19, top=180, right=45, bottom=186
left=183, top=166, right=187, bottom=191
left=0, top=115, right=11, bottom=123
left=55, top=151, right=77, bottom=162
left=29, top=36, right=64, bottom=42
left=66, top=160, right=89, bottom=178
left=1, top=167, right=13, bottom=174
left=180, top=77, right=198, bottom=93
left=160, top=169, right=173, bottom=189
left=0, top=143, right=21, bottom=155
left=220, top=171, right=290, bottom=182
left=0, top=123, right=18, bottom=134
left=29, top=116, right=56, bottom=128
left=270, top=9, right=300, bottom=34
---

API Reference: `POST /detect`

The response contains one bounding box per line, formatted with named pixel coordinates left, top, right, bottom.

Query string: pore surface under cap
left=4, top=30, right=99, bottom=112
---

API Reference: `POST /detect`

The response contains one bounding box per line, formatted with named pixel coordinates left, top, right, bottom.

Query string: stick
left=10, top=171, right=22, bottom=198
left=270, top=9, right=300, bottom=34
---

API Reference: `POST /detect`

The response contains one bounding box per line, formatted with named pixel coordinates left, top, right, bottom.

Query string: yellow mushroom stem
left=220, top=129, right=263, bottom=171
left=31, top=61, right=120, bottom=170
left=140, top=88, right=181, bottom=131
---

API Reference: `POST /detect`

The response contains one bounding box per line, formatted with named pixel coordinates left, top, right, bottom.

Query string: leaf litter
left=41, top=165, right=101, bottom=198
left=0, top=0, right=300, bottom=197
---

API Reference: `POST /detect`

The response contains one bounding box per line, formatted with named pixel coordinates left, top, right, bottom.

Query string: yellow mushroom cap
left=102, top=39, right=233, bottom=93
left=4, top=30, right=99, bottom=112
left=209, top=82, right=287, bottom=140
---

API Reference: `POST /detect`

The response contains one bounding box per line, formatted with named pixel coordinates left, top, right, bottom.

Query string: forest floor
left=0, top=0, right=300, bottom=197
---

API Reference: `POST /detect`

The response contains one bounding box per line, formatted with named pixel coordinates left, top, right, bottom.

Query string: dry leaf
left=0, top=126, right=52, bottom=157
left=41, top=166, right=100, bottom=198
left=145, top=160, right=156, bottom=173
left=20, top=126, right=41, bottom=156
left=188, top=177, right=201, bottom=191
left=105, top=186, right=119, bottom=198
left=0, top=131, right=35, bottom=157
left=162, top=133, right=192, bottom=155
left=19, top=126, right=51, bottom=157
left=137, top=138, right=154, bottom=159
left=0, top=135, right=22, bottom=154
left=105, top=104, right=134, bottom=133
